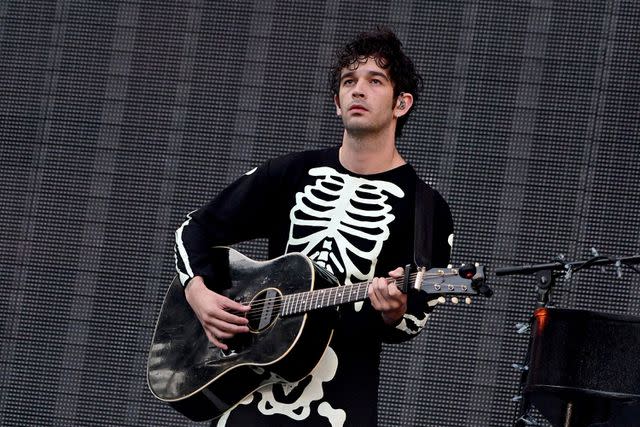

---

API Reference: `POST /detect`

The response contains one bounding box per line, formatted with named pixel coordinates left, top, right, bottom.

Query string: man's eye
left=342, top=79, right=354, bottom=86
left=371, top=79, right=381, bottom=85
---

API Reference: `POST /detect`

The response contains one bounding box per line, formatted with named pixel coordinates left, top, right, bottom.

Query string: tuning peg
left=511, top=395, right=522, bottom=402
left=465, top=297, right=472, bottom=305
left=451, top=296, right=459, bottom=304
left=437, top=296, right=446, bottom=304
left=515, top=322, right=530, bottom=334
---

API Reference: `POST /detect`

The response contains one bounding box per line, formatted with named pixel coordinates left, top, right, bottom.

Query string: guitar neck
left=280, top=277, right=402, bottom=316
left=278, top=265, right=482, bottom=316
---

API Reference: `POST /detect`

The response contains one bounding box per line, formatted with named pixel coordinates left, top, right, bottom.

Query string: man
left=175, top=27, right=453, bottom=426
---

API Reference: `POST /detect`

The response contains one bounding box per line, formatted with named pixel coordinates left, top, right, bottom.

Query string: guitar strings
left=225, top=271, right=464, bottom=321
left=224, top=275, right=403, bottom=320
left=228, top=271, right=460, bottom=313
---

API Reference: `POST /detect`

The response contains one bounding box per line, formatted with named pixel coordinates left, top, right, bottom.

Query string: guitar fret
left=294, top=292, right=298, bottom=313
left=295, top=292, right=302, bottom=314
left=341, top=285, right=347, bottom=303
left=290, top=293, right=297, bottom=315
left=290, top=294, right=297, bottom=315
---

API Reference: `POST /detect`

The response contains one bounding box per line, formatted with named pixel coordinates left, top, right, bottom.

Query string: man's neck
left=339, top=131, right=406, bottom=175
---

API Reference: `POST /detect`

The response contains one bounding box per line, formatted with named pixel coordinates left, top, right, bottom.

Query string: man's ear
left=334, top=94, right=342, bottom=116
left=394, top=92, right=414, bottom=118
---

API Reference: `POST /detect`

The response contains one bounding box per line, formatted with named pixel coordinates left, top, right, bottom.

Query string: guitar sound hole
left=248, top=288, right=283, bottom=332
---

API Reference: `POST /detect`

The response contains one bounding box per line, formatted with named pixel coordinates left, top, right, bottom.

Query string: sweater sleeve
left=174, top=161, right=278, bottom=287
left=381, top=188, right=454, bottom=343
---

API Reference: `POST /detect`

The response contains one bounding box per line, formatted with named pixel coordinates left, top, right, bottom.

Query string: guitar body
left=147, top=247, right=339, bottom=421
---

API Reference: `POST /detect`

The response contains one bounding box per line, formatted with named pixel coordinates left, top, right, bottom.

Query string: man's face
left=334, top=56, right=397, bottom=137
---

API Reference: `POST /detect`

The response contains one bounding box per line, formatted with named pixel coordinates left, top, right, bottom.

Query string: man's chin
left=345, top=129, right=371, bottom=139
left=343, top=122, right=377, bottom=137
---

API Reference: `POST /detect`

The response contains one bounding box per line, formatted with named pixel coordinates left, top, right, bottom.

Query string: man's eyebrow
left=340, top=71, right=356, bottom=81
left=340, top=70, right=390, bottom=81
left=367, top=71, right=390, bottom=80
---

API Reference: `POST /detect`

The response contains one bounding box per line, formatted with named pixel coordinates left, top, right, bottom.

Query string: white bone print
left=286, top=166, right=404, bottom=287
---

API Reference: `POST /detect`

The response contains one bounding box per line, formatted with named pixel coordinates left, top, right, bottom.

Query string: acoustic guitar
left=147, top=246, right=488, bottom=421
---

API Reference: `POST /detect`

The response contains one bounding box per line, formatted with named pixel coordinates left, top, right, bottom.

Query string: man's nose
left=352, top=83, right=366, bottom=98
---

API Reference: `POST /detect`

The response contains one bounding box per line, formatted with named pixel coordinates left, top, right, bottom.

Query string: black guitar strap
left=413, top=180, right=434, bottom=269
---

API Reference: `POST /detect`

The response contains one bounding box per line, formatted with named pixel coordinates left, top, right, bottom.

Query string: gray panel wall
left=1, top=1, right=638, bottom=426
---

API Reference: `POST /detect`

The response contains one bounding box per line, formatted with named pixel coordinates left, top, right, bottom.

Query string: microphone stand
left=495, top=255, right=640, bottom=308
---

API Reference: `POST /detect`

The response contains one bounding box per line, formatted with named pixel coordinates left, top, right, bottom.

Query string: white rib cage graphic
left=286, top=166, right=404, bottom=285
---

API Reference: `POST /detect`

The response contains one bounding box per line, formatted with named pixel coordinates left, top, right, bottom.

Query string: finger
left=389, top=290, right=407, bottom=306
left=388, top=267, right=404, bottom=278
left=205, top=295, right=250, bottom=324
left=373, top=279, right=397, bottom=311
left=205, top=329, right=228, bottom=350
left=223, top=297, right=251, bottom=313
left=386, top=282, right=398, bottom=297
left=210, top=326, right=236, bottom=340
left=374, top=277, right=390, bottom=298
left=370, top=277, right=389, bottom=295
left=379, top=280, right=406, bottom=308
left=215, top=293, right=251, bottom=316
left=203, top=316, right=249, bottom=338
left=368, top=278, right=383, bottom=308
left=387, top=281, right=405, bottom=298
left=209, top=307, right=250, bottom=326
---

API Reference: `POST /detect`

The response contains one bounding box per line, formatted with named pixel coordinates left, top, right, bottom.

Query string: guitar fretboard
left=280, top=279, right=398, bottom=316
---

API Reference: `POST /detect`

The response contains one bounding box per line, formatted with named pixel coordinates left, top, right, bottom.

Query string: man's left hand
left=368, top=267, right=407, bottom=325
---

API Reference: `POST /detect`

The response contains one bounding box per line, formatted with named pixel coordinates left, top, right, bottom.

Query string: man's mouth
left=349, top=104, right=368, bottom=112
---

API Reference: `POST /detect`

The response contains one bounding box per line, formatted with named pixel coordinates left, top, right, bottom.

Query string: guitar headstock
left=414, top=264, right=492, bottom=300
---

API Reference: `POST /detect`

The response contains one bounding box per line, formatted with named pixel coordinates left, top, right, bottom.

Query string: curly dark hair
left=329, top=27, right=424, bottom=137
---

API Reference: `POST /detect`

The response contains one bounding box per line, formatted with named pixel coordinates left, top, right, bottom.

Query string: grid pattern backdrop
left=1, top=1, right=639, bottom=426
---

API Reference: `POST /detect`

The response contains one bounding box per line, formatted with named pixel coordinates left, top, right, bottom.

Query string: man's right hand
left=184, top=276, right=251, bottom=350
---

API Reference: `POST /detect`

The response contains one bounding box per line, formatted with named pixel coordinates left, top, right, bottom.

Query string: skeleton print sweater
left=175, top=146, right=453, bottom=427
